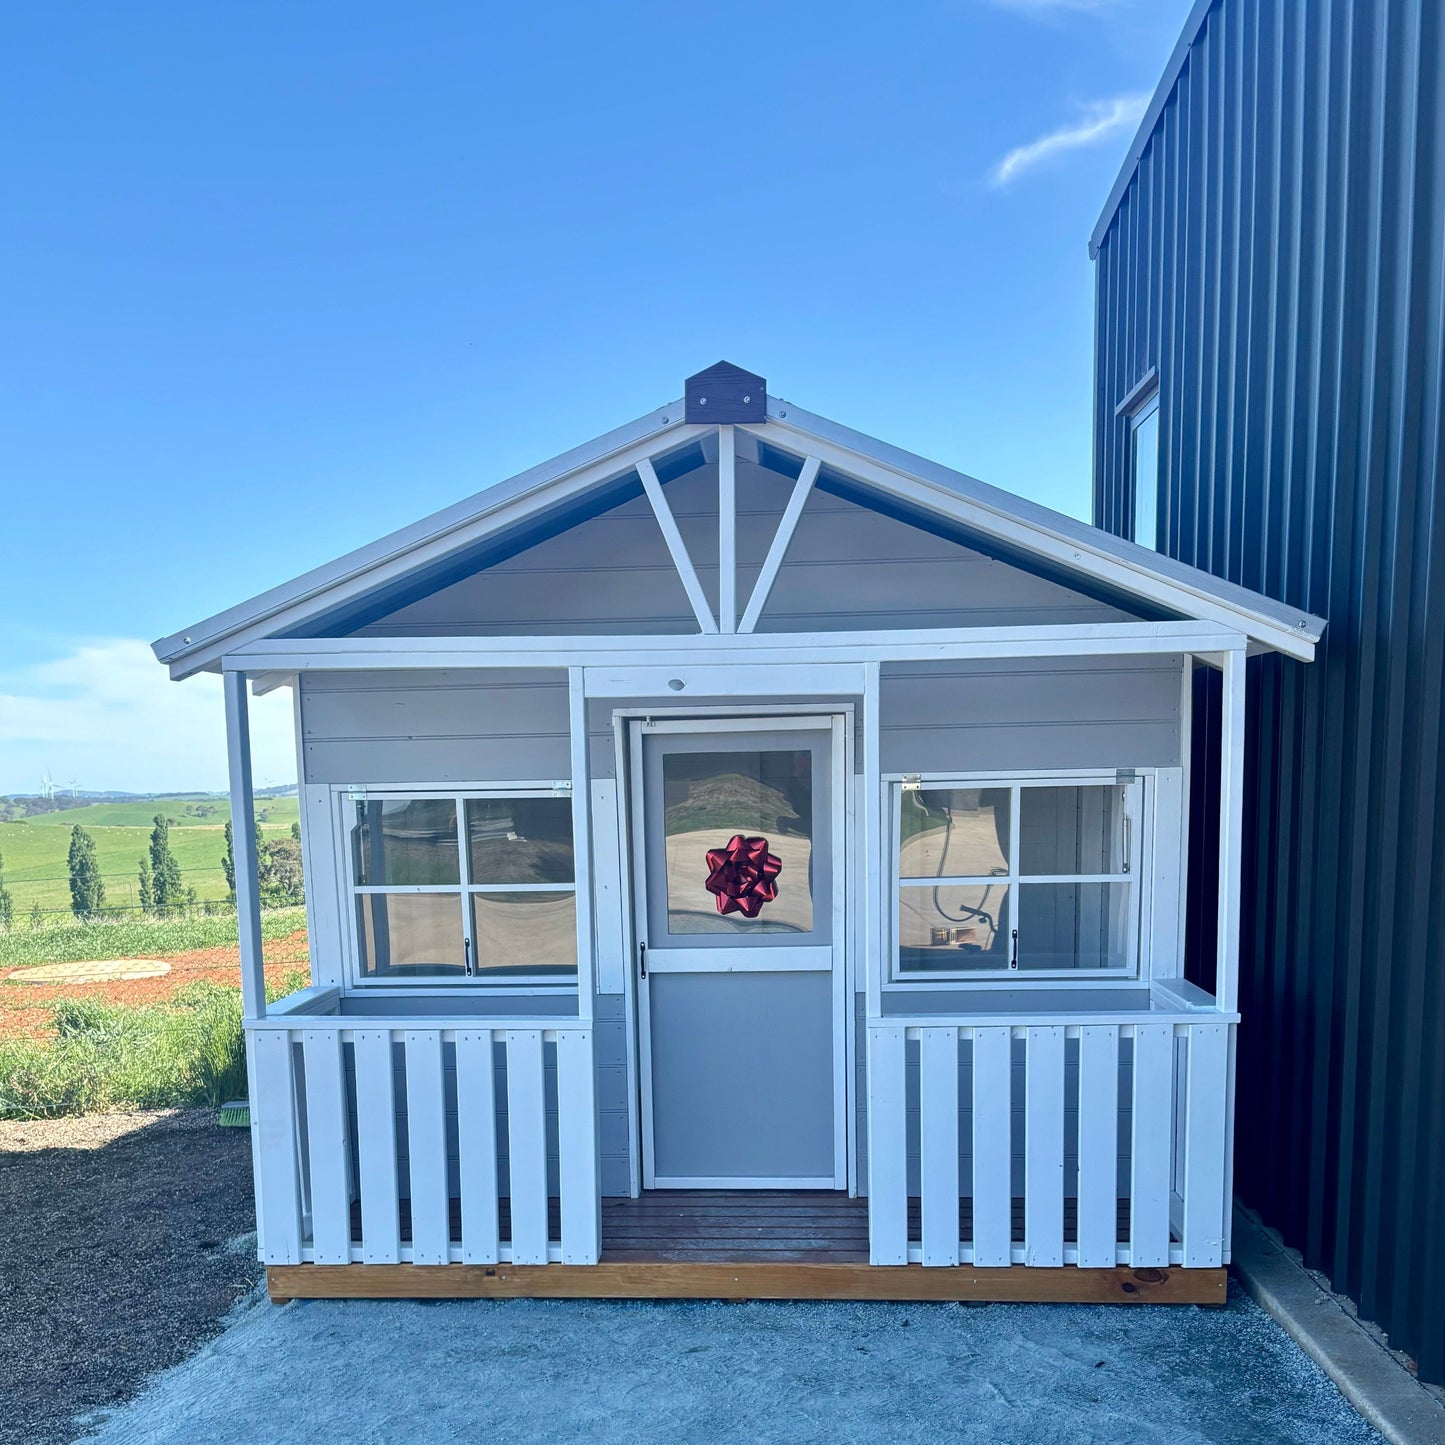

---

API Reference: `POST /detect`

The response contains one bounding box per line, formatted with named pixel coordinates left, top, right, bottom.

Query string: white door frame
left=627, top=712, right=850, bottom=1191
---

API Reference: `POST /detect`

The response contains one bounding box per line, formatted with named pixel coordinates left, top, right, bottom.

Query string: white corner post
left=718, top=424, right=736, bottom=633
left=1217, top=646, right=1247, bottom=1264
left=224, top=669, right=266, bottom=1021
left=1216, top=647, right=1246, bottom=1014
left=568, top=666, right=595, bottom=1021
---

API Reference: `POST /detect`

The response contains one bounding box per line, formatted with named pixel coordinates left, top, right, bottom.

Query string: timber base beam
left=267, top=1262, right=1226, bottom=1306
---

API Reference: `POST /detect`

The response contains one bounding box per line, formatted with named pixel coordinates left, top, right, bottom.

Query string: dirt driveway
left=0, top=1109, right=261, bottom=1445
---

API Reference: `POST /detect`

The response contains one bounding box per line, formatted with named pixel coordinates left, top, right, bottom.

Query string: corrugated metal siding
left=1093, top=0, right=1445, bottom=1383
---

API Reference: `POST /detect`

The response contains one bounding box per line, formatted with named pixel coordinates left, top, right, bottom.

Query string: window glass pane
left=1019, top=786, right=1123, bottom=875
left=898, top=884, right=1010, bottom=972
left=471, top=892, right=577, bottom=977
left=466, top=797, right=574, bottom=884
left=352, top=799, right=459, bottom=886
left=1132, top=405, right=1160, bottom=549
left=356, top=893, right=465, bottom=977
left=1015, top=882, right=1131, bottom=970
left=900, top=788, right=1011, bottom=878
left=661, top=749, right=813, bottom=934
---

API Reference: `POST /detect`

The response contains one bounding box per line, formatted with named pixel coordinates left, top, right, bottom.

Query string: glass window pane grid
left=891, top=779, right=1141, bottom=980
left=349, top=790, right=577, bottom=985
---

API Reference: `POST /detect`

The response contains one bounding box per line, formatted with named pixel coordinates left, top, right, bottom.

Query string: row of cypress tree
left=61, top=814, right=190, bottom=920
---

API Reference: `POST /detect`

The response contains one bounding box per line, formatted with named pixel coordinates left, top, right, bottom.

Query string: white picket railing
left=866, top=1016, right=1230, bottom=1269
left=246, top=1007, right=600, bottom=1269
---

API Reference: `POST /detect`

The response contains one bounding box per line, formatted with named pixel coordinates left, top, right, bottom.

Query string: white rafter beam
left=637, top=455, right=718, bottom=634
left=718, top=425, right=736, bottom=633
left=738, top=455, right=820, bottom=634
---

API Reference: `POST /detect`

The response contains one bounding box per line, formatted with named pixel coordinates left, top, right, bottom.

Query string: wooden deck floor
left=352, top=1190, right=1145, bottom=1264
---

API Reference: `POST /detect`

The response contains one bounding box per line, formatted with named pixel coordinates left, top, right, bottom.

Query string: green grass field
left=0, top=813, right=298, bottom=917
left=13, top=794, right=299, bottom=830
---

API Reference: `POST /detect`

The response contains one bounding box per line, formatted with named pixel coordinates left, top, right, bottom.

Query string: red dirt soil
left=0, top=931, right=310, bottom=1040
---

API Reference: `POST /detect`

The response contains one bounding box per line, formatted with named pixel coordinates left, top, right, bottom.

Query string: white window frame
left=1129, top=389, right=1161, bottom=551
left=337, top=784, right=579, bottom=994
left=886, top=768, right=1155, bottom=986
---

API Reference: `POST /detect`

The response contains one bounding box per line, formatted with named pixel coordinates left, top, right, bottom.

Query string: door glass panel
left=1019, top=786, right=1123, bottom=875
left=466, top=797, right=574, bottom=884
left=470, top=892, right=577, bottom=976
left=661, top=749, right=814, bottom=934
left=899, top=788, right=1010, bottom=878
left=356, top=893, right=465, bottom=977
left=1015, top=882, right=1131, bottom=970
left=898, top=884, right=1011, bottom=971
left=352, top=799, right=459, bottom=886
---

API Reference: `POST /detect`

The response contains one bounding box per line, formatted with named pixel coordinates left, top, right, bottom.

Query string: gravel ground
left=0, top=1109, right=262, bottom=1445
left=73, top=1286, right=1381, bottom=1445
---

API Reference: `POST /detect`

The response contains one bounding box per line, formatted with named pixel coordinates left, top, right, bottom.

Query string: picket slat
left=252, top=1030, right=304, bottom=1264
left=1076, top=1025, right=1120, bottom=1267
left=507, top=1030, right=550, bottom=1265
left=302, top=1030, right=351, bottom=1264
left=455, top=1030, right=500, bottom=1265
left=557, top=1029, right=601, bottom=1264
left=404, top=1030, right=450, bottom=1265
left=1024, top=1026, right=1065, bottom=1267
left=866, top=1027, right=908, bottom=1264
left=353, top=1029, right=400, bottom=1263
left=1182, top=1024, right=1229, bottom=1267
left=971, top=1027, right=1012, bottom=1268
left=919, top=1028, right=961, bottom=1266
left=1131, top=1023, right=1174, bottom=1267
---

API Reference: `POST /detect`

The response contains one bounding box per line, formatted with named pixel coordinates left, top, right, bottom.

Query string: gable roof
left=153, top=379, right=1324, bottom=679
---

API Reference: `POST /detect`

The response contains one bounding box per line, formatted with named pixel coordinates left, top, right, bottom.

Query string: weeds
left=0, top=966, right=310, bottom=1120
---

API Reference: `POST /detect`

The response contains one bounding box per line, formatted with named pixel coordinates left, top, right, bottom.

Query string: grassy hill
left=0, top=795, right=302, bottom=917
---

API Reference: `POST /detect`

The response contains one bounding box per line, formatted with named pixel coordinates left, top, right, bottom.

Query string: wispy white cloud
left=0, top=638, right=296, bottom=796
left=989, top=91, right=1149, bottom=186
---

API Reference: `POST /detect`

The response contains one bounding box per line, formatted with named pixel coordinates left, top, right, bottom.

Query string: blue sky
left=0, top=0, right=1192, bottom=794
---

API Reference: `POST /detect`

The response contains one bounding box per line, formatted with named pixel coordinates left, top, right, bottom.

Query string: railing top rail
left=245, top=1014, right=588, bottom=1034
left=876, top=1010, right=1238, bottom=1032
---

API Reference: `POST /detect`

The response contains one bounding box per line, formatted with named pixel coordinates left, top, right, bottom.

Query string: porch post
left=224, top=669, right=266, bottom=1020
left=1215, top=647, right=1247, bottom=1014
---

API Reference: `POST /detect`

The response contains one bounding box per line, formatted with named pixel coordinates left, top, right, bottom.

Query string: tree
left=138, top=854, right=154, bottom=913
left=149, top=814, right=184, bottom=913
left=67, top=825, right=105, bottom=918
left=221, top=820, right=236, bottom=901
left=29, top=901, right=43, bottom=930
left=0, top=844, right=12, bottom=929
left=257, top=834, right=305, bottom=907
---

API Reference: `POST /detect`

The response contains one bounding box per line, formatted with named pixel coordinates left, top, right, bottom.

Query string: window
left=1130, top=391, right=1161, bottom=550
left=348, top=791, right=577, bottom=984
left=892, top=776, right=1143, bottom=981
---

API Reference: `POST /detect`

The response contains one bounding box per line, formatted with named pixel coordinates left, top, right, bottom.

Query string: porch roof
left=153, top=371, right=1325, bottom=679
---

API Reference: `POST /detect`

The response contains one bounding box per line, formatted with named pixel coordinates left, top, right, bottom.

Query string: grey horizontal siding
left=1093, top=0, right=1445, bottom=1382
left=880, top=656, right=1182, bottom=773
left=300, top=668, right=571, bottom=784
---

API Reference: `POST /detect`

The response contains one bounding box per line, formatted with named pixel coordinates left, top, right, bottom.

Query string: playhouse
left=154, top=364, right=1323, bottom=1303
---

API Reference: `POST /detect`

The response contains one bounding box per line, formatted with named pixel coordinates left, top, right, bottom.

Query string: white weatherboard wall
left=349, top=460, right=1140, bottom=642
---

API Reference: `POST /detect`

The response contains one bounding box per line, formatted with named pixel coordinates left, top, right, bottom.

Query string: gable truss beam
left=738, top=455, right=820, bottom=634
left=637, top=456, right=718, bottom=634
left=224, top=619, right=1247, bottom=674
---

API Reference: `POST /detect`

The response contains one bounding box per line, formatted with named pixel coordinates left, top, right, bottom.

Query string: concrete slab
left=9, top=959, right=170, bottom=984
left=1231, top=1208, right=1445, bottom=1445
left=73, top=1282, right=1381, bottom=1445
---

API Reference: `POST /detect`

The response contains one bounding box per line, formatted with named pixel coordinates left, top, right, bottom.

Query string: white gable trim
left=155, top=392, right=1323, bottom=679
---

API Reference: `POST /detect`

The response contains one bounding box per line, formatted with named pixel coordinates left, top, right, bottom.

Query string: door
left=630, top=716, right=847, bottom=1189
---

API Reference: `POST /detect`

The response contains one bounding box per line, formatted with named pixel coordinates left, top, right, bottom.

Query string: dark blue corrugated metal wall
left=1093, top=0, right=1445, bottom=1383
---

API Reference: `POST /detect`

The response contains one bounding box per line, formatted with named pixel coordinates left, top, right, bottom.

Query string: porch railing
left=866, top=1016, right=1230, bottom=1269
left=246, top=999, right=600, bottom=1268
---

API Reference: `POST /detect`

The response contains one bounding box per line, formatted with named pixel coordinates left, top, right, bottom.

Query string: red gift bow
left=704, top=834, right=782, bottom=918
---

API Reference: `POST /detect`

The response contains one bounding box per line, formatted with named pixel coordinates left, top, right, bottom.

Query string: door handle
left=464, top=937, right=474, bottom=978
left=639, top=942, right=647, bottom=979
